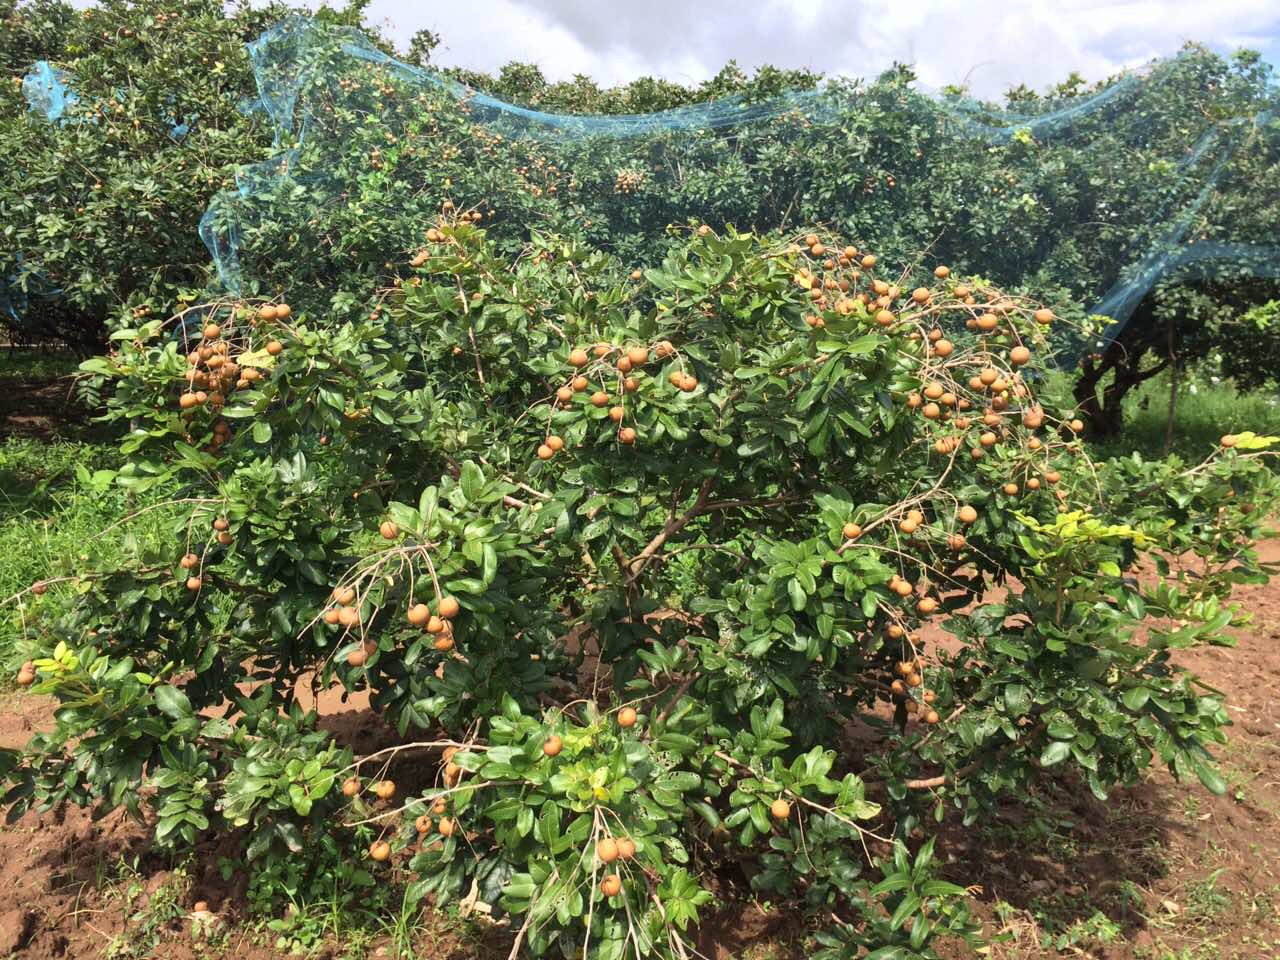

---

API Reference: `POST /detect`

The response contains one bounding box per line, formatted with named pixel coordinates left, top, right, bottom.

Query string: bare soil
left=1, top=541, right=1277, bottom=959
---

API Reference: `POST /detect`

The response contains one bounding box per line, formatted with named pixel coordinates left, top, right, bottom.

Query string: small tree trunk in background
left=1163, top=320, right=1179, bottom=456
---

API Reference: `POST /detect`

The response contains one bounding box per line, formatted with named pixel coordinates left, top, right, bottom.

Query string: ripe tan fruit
left=887, top=624, right=905, bottom=639
left=547, top=435, right=565, bottom=452
left=186, top=576, right=202, bottom=591
left=654, top=340, right=675, bottom=359
left=1045, top=470, right=1061, bottom=484
left=609, top=406, right=624, bottom=423
left=911, top=287, right=931, bottom=304
left=597, top=838, right=620, bottom=863
left=898, top=517, right=919, bottom=535
left=266, top=340, right=283, bottom=356
left=203, top=323, right=221, bottom=340
left=276, top=303, right=292, bottom=319
left=842, top=522, right=862, bottom=540
left=342, top=777, right=360, bottom=797
left=415, top=814, right=433, bottom=833
left=957, top=505, right=978, bottom=524
left=212, top=517, right=229, bottom=532
left=572, top=375, right=589, bottom=392
left=924, top=709, right=940, bottom=724
left=617, top=706, right=638, bottom=728
left=623, top=376, right=639, bottom=393
left=933, top=339, right=954, bottom=358
left=543, top=735, right=563, bottom=757
left=922, top=403, right=941, bottom=420
left=1026, top=477, right=1041, bottom=490
left=556, top=386, right=574, bottom=404
left=875, top=309, right=895, bottom=327
left=627, top=346, right=648, bottom=366
left=180, top=553, right=199, bottom=569
left=946, top=533, right=966, bottom=551
left=323, top=608, right=341, bottom=625
left=1009, top=345, right=1031, bottom=366
left=437, top=817, right=456, bottom=837
left=408, top=603, right=430, bottom=626
left=374, top=780, right=396, bottom=801
left=258, top=305, right=278, bottom=321
left=586, top=390, right=606, bottom=408
left=179, top=392, right=199, bottom=409
left=616, top=355, right=632, bottom=373
left=537, top=444, right=554, bottom=461
left=426, top=615, right=445, bottom=634
left=379, top=520, right=399, bottom=540
left=338, top=606, right=360, bottom=628
left=770, top=798, right=791, bottom=820
left=16, top=668, right=35, bottom=687
left=923, top=382, right=944, bottom=400
left=347, top=648, right=367, bottom=667
left=934, top=265, right=950, bottom=279
left=438, top=596, right=461, bottom=619
left=980, top=432, right=997, bottom=448
left=370, top=840, right=391, bottom=862
left=1033, top=308, right=1054, bottom=324
left=432, top=797, right=448, bottom=815
left=861, top=254, right=877, bottom=269
left=630, top=269, right=643, bottom=280
left=890, top=678, right=906, bottom=697
left=617, top=838, right=636, bottom=860
left=601, top=874, right=622, bottom=897
left=334, top=585, right=356, bottom=606
left=979, top=368, right=998, bottom=386
left=593, top=343, right=612, bottom=359
left=618, top=427, right=637, bottom=445
left=1069, top=418, right=1084, bottom=433
left=569, top=348, right=590, bottom=367
left=917, top=597, right=938, bottom=615
left=1003, top=482, right=1020, bottom=496
left=1220, top=434, right=1238, bottom=448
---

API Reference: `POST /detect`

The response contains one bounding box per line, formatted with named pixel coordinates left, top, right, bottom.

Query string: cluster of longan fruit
left=539, top=339, right=685, bottom=455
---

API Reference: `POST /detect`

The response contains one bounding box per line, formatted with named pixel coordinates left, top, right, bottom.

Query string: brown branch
left=625, top=476, right=715, bottom=582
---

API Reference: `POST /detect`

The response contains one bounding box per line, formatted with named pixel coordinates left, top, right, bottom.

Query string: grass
left=1041, top=368, right=1280, bottom=462
left=0, top=436, right=175, bottom=664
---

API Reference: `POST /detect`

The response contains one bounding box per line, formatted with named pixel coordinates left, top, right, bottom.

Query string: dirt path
left=1, top=542, right=1277, bottom=959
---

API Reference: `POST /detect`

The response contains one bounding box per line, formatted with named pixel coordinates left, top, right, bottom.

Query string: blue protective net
left=21, top=61, right=80, bottom=122
left=200, top=16, right=1280, bottom=356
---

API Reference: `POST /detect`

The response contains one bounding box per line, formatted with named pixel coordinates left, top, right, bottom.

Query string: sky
left=334, top=0, right=1280, bottom=100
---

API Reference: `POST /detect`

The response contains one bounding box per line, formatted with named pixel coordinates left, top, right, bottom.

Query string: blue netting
left=21, top=60, right=79, bottom=122
left=199, top=16, right=1280, bottom=357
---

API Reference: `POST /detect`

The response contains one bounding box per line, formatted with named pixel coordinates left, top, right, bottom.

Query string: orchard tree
left=5, top=221, right=1276, bottom=957
left=0, top=0, right=379, bottom=350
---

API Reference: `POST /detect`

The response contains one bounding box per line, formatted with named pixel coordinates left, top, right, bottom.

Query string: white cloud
left=347, top=0, right=1280, bottom=99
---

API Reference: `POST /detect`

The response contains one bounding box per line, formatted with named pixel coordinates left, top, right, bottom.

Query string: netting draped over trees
left=201, top=15, right=1280, bottom=369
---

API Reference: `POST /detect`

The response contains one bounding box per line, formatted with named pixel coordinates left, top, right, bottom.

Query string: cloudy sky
left=326, top=0, right=1280, bottom=100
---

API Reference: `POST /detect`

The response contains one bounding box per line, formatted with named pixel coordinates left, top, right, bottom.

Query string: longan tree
left=4, top=223, right=1277, bottom=957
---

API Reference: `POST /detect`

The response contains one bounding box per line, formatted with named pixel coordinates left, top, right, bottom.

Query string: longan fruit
left=438, top=596, right=460, bottom=619
left=543, top=735, right=563, bottom=757
left=617, top=706, right=638, bottom=728
left=770, top=798, right=791, bottom=820
left=597, top=838, right=620, bottom=863
left=407, top=603, right=430, bottom=626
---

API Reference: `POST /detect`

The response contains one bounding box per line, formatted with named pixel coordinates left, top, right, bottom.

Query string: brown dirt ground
left=1, top=540, right=1277, bottom=960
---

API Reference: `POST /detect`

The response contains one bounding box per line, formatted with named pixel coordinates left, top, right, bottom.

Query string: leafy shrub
left=4, top=223, right=1277, bottom=957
